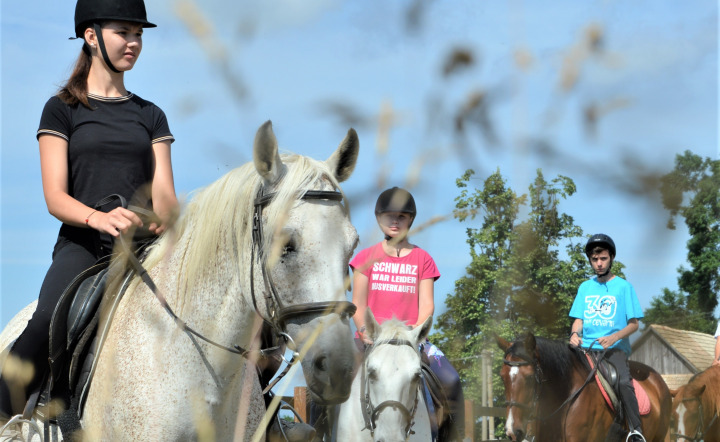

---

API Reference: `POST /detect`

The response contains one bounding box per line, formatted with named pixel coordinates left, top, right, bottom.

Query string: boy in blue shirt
left=569, top=234, right=645, bottom=442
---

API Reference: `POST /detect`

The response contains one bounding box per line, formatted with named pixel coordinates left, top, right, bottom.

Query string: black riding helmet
left=585, top=233, right=616, bottom=258
left=74, top=0, right=156, bottom=73
left=375, top=187, right=417, bottom=218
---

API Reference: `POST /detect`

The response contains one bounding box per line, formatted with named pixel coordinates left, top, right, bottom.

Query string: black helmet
left=374, top=187, right=417, bottom=217
left=74, top=0, right=156, bottom=38
left=585, top=233, right=616, bottom=257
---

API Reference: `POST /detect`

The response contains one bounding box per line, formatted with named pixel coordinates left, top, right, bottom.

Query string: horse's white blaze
left=509, top=366, right=519, bottom=381
left=505, top=412, right=515, bottom=437
left=676, top=402, right=687, bottom=435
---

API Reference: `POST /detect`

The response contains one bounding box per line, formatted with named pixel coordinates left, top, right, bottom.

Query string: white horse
left=336, top=309, right=433, bottom=442
left=0, top=120, right=361, bottom=441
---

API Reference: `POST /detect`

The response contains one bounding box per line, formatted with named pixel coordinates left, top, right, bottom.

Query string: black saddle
left=26, top=239, right=153, bottom=437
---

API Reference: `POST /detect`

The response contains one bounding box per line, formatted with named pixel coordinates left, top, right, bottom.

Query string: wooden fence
left=284, top=387, right=508, bottom=442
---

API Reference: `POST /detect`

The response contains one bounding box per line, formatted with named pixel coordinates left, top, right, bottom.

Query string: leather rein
left=117, top=188, right=356, bottom=392
left=361, top=338, right=421, bottom=439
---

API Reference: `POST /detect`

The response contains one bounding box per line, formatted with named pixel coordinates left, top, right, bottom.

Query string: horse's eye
left=368, top=368, right=377, bottom=381
left=281, top=242, right=296, bottom=257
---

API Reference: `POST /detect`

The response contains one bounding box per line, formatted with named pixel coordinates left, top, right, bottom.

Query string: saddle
left=584, top=353, right=651, bottom=416
left=23, top=240, right=153, bottom=436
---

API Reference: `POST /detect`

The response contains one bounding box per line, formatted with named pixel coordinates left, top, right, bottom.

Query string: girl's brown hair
left=57, top=45, right=92, bottom=108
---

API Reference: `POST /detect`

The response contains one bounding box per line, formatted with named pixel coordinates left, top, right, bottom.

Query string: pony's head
left=670, top=366, right=720, bottom=442
left=362, top=308, right=432, bottom=442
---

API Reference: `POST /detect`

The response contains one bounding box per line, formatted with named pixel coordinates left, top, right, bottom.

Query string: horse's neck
left=139, top=237, right=258, bottom=360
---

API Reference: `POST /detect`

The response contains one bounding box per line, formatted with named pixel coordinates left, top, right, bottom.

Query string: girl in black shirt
left=0, top=0, right=177, bottom=420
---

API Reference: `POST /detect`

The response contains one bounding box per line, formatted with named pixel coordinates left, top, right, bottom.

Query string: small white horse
left=1, top=120, right=361, bottom=441
left=336, top=309, right=433, bottom=442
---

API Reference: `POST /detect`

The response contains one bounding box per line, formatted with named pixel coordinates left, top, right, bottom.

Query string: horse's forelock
left=375, top=319, right=414, bottom=342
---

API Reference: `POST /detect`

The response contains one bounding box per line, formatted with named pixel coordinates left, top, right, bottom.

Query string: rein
left=361, top=338, right=421, bottom=439
left=671, top=396, right=719, bottom=442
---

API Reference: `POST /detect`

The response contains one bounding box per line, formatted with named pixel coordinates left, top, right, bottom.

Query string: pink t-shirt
left=350, top=242, right=440, bottom=325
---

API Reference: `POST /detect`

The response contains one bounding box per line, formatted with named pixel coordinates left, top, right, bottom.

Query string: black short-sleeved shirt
left=37, top=93, right=174, bottom=211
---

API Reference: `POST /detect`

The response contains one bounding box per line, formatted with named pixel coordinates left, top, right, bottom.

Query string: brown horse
left=669, top=366, right=720, bottom=442
left=497, top=333, right=671, bottom=442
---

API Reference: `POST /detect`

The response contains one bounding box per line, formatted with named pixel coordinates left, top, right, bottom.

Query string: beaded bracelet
left=85, top=210, right=97, bottom=226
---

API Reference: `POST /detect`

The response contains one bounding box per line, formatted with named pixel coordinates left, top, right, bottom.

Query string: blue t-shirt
left=569, top=276, right=643, bottom=355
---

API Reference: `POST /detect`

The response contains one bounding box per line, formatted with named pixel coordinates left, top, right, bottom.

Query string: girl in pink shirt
left=350, top=187, right=464, bottom=441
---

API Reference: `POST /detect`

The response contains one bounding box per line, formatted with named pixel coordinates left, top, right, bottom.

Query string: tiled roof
left=662, top=374, right=694, bottom=391
left=634, top=324, right=716, bottom=372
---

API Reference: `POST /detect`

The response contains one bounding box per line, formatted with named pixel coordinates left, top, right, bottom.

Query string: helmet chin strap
left=94, top=23, right=121, bottom=73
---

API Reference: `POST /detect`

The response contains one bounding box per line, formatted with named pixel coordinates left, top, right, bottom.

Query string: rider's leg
left=422, top=341, right=465, bottom=441
left=0, top=232, right=100, bottom=418
left=606, top=349, right=643, bottom=436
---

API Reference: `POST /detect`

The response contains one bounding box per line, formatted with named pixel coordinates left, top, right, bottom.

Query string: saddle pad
left=593, top=373, right=650, bottom=415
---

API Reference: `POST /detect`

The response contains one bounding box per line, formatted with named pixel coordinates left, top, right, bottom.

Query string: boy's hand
left=569, top=333, right=582, bottom=347
left=598, top=333, right=619, bottom=349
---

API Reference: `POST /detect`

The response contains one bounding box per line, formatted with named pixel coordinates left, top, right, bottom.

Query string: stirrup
left=0, top=414, right=42, bottom=441
left=626, top=429, right=646, bottom=442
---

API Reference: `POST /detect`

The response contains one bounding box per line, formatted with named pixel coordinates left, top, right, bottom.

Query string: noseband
left=361, top=339, right=421, bottom=439
left=672, top=395, right=718, bottom=442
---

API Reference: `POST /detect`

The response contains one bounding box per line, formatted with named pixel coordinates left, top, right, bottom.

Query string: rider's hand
left=712, top=359, right=720, bottom=367
left=88, top=207, right=143, bottom=237
left=597, top=333, right=619, bottom=349
left=569, top=333, right=582, bottom=347
left=358, top=331, right=374, bottom=346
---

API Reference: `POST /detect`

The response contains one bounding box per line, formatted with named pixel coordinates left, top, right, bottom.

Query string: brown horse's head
left=670, top=366, right=720, bottom=442
left=497, top=334, right=540, bottom=441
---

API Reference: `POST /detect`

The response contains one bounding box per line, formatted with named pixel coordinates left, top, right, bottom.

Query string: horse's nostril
left=314, top=354, right=328, bottom=372
left=515, top=430, right=524, bottom=441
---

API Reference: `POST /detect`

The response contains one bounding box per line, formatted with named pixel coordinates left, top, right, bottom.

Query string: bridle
left=502, top=351, right=543, bottom=424
left=672, top=395, right=718, bottom=442
left=361, top=339, right=421, bottom=439
left=250, top=188, right=356, bottom=333
left=118, top=186, right=357, bottom=391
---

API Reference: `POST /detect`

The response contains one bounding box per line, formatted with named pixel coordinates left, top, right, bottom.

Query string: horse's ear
left=412, top=315, right=433, bottom=345
left=364, top=308, right=380, bottom=341
left=325, top=128, right=359, bottom=183
left=254, top=120, right=285, bottom=184
left=524, top=333, right=537, bottom=354
left=496, top=334, right=511, bottom=352
left=669, top=388, right=678, bottom=398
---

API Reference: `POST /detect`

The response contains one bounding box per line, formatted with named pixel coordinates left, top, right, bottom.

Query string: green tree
left=431, top=168, right=604, bottom=432
left=645, top=151, right=720, bottom=333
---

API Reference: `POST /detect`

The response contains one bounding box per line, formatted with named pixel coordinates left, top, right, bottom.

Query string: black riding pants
left=605, top=348, right=642, bottom=433
left=0, top=225, right=110, bottom=417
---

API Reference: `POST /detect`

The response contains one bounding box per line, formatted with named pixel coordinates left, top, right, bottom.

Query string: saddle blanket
left=595, top=376, right=650, bottom=415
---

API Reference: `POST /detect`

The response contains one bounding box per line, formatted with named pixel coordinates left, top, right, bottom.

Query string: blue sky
left=1, top=0, right=718, bottom=339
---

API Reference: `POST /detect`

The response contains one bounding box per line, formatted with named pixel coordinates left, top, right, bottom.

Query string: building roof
left=632, top=324, right=716, bottom=373
left=662, top=374, right=694, bottom=391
